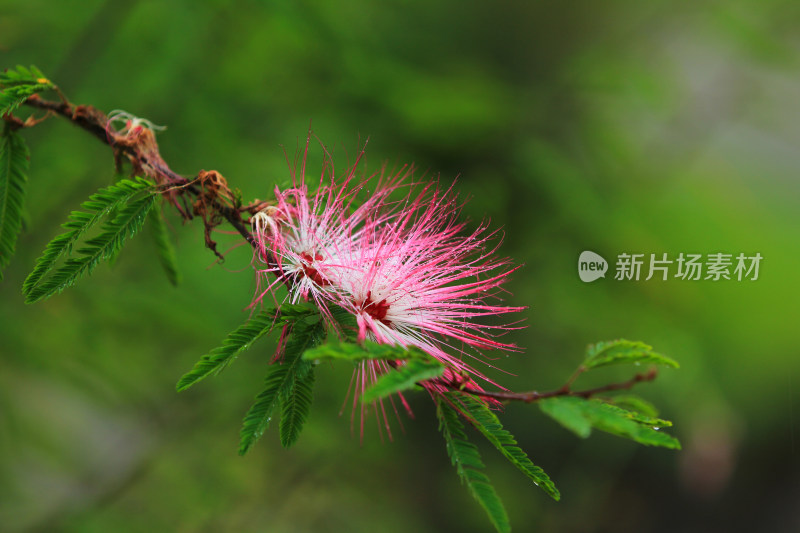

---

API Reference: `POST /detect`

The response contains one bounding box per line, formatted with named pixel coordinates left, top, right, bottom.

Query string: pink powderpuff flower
left=250, top=140, right=415, bottom=437
left=252, top=141, right=522, bottom=437
left=250, top=139, right=397, bottom=312
left=323, top=179, right=525, bottom=389
left=250, top=137, right=411, bottom=335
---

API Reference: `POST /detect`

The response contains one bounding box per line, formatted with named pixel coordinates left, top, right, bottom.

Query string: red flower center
left=362, top=291, right=392, bottom=326
left=299, top=251, right=327, bottom=286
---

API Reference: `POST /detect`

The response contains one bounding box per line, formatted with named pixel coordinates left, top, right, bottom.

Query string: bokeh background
left=1, top=1, right=799, bottom=532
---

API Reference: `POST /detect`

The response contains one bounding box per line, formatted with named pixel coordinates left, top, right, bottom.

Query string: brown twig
left=16, top=95, right=258, bottom=251
left=457, top=367, right=659, bottom=404
left=6, top=94, right=298, bottom=293
left=5, top=94, right=661, bottom=404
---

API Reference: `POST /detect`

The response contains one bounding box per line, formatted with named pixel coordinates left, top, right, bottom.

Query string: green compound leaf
left=361, top=359, right=444, bottom=404
left=584, top=339, right=679, bottom=370
left=539, top=396, right=680, bottom=449
left=0, top=65, right=48, bottom=85
left=279, top=361, right=315, bottom=448
left=303, top=339, right=433, bottom=363
left=539, top=396, right=592, bottom=438
left=24, top=185, right=157, bottom=303
left=239, top=318, right=325, bottom=455
left=0, top=125, right=29, bottom=280
left=600, top=401, right=672, bottom=429
left=608, top=394, right=660, bottom=418
left=23, top=177, right=154, bottom=299
left=148, top=204, right=181, bottom=286
left=327, top=304, right=358, bottom=340
left=457, top=394, right=560, bottom=501
left=176, top=307, right=281, bottom=392
left=437, top=398, right=510, bottom=533
left=0, top=65, right=54, bottom=115
left=273, top=302, right=319, bottom=325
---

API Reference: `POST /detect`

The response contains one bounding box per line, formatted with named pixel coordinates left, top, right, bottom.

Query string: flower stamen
left=361, top=291, right=392, bottom=326
left=299, top=251, right=328, bottom=286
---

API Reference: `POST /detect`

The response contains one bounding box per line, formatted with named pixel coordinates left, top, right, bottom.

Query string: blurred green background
left=2, top=0, right=799, bottom=531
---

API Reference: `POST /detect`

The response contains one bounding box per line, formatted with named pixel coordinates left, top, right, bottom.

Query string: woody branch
left=4, top=93, right=661, bottom=403
left=457, top=367, right=659, bottom=404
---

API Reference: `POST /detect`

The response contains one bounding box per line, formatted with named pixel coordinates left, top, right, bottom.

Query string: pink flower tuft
left=250, top=137, right=406, bottom=318
left=252, top=139, right=524, bottom=435
left=323, top=180, right=525, bottom=387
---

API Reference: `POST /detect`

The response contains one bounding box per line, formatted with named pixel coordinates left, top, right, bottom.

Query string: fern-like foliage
left=303, top=339, right=431, bottom=362
left=279, top=361, right=315, bottom=448
left=176, top=307, right=281, bottom=392
left=23, top=177, right=154, bottom=301
left=600, top=400, right=672, bottom=429
left=24, top=186, right=157, bottom=303
left=327, top=304, right=358, bottom=339
left=361, top=359, right=444, bottom=403
left=584, top=339, right=679, bottom=370
left=607, top=394, right=660, bottom=418
left=239, top=317, right=325, bottom=455
left=0, top=125, right=29, bottom=280
left=0, top=65, right=54, bottom=115
left=0, top=65, right=49, bottom=86
left=539, top=396, right=680, bottom=449
left=148, top=204, right=181, bottom=286
left=457, top=394, right=560, bottom=501
left=437, top=398, right=510, bottom=533
left=273, top=302, right=319, bottom=324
